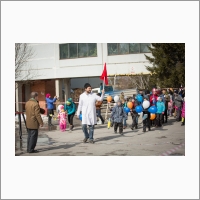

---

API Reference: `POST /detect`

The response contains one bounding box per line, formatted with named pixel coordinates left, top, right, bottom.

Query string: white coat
left=77, top=92, right=104, bottom=125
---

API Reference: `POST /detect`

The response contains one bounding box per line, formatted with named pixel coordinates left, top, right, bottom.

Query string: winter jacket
left=156, top=101, right=165, bottom=114
left=174, top=95, right=182, bottom=108
left=181, top=102, right=185, bottom=118
left=25, top=98, right=43, bottom=129
left=111, top=105, right=127, bottom=123
left=150, top=94, right=158, bottom=106
left=64, top=98, right=76, bottom=115
left=46, top=97, right=57, bottom=109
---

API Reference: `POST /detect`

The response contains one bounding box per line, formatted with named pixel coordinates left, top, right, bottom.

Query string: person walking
left=96, top=93, right=105, bottom=124
left=77, top=83, right=105, bottom=144
left=46, top=93, right=57, bottom=126
left=64, top=98, right=76, bottom=131
left=111, top=100, right=127, bottom=135
left=25, top=92, right=43, bottom=153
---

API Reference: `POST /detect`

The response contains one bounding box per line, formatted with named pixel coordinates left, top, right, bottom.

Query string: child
left=57, top=105, right=67, bottom=132
left=181, top=97, right=185, bottom=126
left=168, top=98, right=173, bottom=117
left=142, top=98, right=151, bottom=132
left=130, top=98, right=139, bottom=130
left=156, top=97, right=165, bottom=127
left=111, top=100, right=127, bottom=135
left=122, top=99, right=128, bottom=129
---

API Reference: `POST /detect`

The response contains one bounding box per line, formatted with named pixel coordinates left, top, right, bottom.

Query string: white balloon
left=114, top=95, right=119, bottom=102
left=142, top=100, right=150, bottom=109
left=124, top=96, right=127, bottom=100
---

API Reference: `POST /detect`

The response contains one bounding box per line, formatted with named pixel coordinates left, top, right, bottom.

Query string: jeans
left=123, top=118, right=127, bottom=126
left=82, top=124, right=94, bottom=141
left=96, top=109, right=104, bottom=123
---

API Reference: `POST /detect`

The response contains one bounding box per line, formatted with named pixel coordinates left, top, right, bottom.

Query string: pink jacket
left=181, top=102, right=185, bottom=118
left=58, top=112, right=67, bottom=125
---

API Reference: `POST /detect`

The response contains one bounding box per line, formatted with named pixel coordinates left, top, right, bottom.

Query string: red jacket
left=150, top=94, right=158, bottom=106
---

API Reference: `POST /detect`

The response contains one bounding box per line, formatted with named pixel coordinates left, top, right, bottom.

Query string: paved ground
left=15, top=115, right=185, bottom=156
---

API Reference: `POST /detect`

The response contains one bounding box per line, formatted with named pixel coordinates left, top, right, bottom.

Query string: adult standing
left=46, top=93, right=57, bottom=126
left=77, top=83, right=105, bottom=144
left=95, top=93, right=105, bottom=124
left=160, top=89, right=169, bottom=123
left=25, top=92, right=43, bottom=153
left=64, top=98, right=76, bottom=131
left=174, top=91, right=183, bottom=121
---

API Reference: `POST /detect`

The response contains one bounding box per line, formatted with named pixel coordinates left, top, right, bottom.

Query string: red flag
left=100, top=63, right=108, bottom=85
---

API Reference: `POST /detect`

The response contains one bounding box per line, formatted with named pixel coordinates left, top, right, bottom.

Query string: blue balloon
left=137, top=94, right=143, bottom=102
left=148, top=106, right=157, bottom=114
left=124, top=107, right=130, bottom=113
left=79, top=114, right=82, bottom=121
left=135, top=105, right=143, bottom=113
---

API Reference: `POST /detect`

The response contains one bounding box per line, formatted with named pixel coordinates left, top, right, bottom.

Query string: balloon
left=114, top=95, right=119, bottom=102
left=124, top=107, right=130, bottom=113
left=142, top=100, right=150, bottom=109
left=137, top=95, right=143, bottom=102
left=135, top=105, right=143, bottom=113
left=148, top=106, right=157, bottom=114
left=150, top=113, right=156, bottom=120
left=79, top=114, right=82, bottom=121
left=124, top=96, right=127, bottom=100
left=127, top=102, right=133, bottom=109
left=107, top=96, right=112, bottom=102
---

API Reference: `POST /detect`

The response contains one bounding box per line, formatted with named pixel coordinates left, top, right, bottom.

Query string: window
left=140, top=43, right=151, bottom=53
left=107, top=43, right=151, bottom=55
left=59, top=43, right=97, bottom=59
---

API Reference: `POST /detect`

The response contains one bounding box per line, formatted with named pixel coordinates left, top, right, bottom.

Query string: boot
left=69, top=125, right=73, bottom=131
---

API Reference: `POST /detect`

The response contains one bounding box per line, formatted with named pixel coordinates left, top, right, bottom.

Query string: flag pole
left=103, top=76, right=105, bottom=90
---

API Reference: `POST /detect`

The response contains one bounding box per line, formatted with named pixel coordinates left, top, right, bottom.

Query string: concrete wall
left=16, top=43, right=153, bottom=81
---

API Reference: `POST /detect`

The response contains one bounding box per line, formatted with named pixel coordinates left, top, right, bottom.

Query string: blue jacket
left=64, top=98, right=76, bottom=115
left=156, top=101, right=165, bottom=114
left=46, top=97, right=57, bottom=109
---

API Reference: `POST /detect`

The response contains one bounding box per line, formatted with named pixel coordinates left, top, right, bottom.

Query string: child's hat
left=60, top=105, right=64, bottom=110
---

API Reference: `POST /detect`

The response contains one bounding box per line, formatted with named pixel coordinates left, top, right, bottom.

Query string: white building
left=15, top=43, right=152, bottom=111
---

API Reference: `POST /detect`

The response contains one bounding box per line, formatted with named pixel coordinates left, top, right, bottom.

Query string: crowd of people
left=24, top=83, right=185, bottom=153
left=108, top=88, right=185, bottom=134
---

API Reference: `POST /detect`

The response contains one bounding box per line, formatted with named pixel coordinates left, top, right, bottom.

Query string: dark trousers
left=162, top=109, right=168, bottom=123
left=156, top=114, right=163, bottom=126
left=176, top=108, right=181, bottom=121
left=143, top=118, right=150, bottom=132
left=131, top=113, right=138, bottom=128
left=27, top=129, right=38, bottom=152
left=114, top=122, right=123, bottom=133
left=68, top=113, right=75, bottom=125
left=96, top=109, right=104, bottom=123
left=47, top=109, right=54, bottom=125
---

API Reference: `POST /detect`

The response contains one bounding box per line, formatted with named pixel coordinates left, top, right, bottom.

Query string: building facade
left=15, top=43, right=153, bottom=111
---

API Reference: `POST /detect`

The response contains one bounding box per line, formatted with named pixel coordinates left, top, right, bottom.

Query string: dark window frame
left=59, top=43, right=97, bottom=60
left=107, top=43, right=151, bottom=56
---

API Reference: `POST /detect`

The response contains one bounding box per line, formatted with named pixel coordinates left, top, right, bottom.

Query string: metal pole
left=18, top=113, right=22, bottom=140
left=22, top=113, right=28, bottom=133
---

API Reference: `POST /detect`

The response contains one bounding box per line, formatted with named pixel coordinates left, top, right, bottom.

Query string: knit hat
left=46, top=93, right=50, bottom=98
left=60, top=105, right=64, bottom=110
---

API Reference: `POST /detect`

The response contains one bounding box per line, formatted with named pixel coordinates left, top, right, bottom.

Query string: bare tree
left=15, top=43, right=39, bottom=89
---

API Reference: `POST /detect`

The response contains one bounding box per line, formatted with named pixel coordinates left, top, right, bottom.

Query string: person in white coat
left=77, top=83, right=105, bottom=144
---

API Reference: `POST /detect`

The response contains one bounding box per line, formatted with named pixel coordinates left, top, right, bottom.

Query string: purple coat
left=181, top=102, right=185, bottom=118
